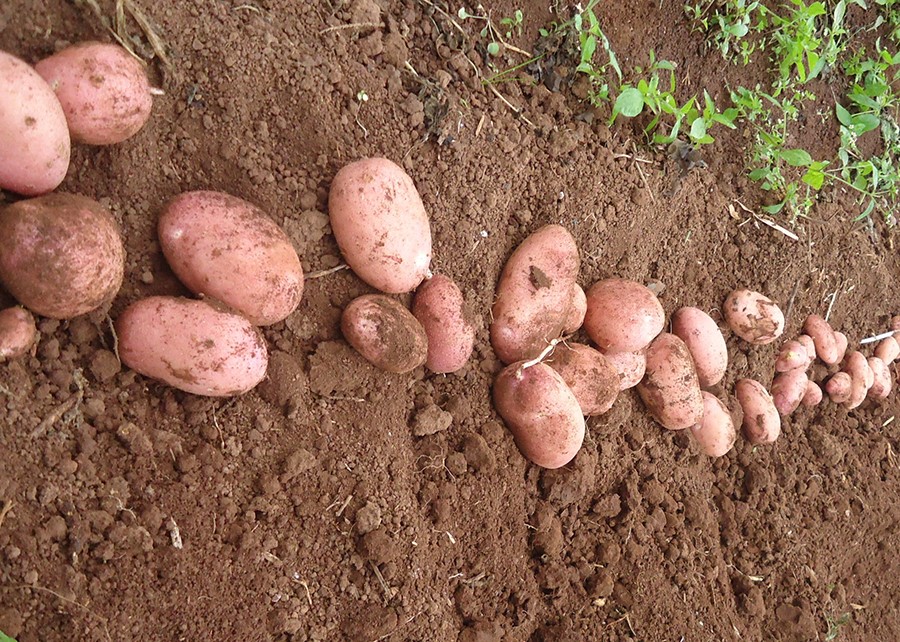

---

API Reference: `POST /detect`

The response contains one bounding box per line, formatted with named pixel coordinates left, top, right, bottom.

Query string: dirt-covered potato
left=723, top=289, right=784, bottom=345
left=0, top=306, right=36, bottom=359
left=637, top=333, right=703, bottom=430
left=116, top=297, right=268, bottom=396
left=490, top=225, right=580, bottom=364
left=842, top=351, right=873, bottom=409
left=158, top=191, right=303, bottom=326
left=493, top=362, right=585, bottom=469
left=735, top=378, right=781, bottom=444
left=875, top=336, right=900, bottom=364
left=801, top=381, right=823, bottom=407
left=825, top=373, right=852, bottom=403
left=868, top=356, right=892, bottom=399
left=671, top=306, right=728, bottom=387
left=690, top=392, right=736, bottom=457
left=834, top=331, right=849, bottom=363
left=771, top=369, right=809, bottom=416
left=563, top=284, right=587, bottom=334
left=796, top=334, right=816, bottom=359
left=584, top=278, right=665, bottom=353
left=547, top=343, right=619, bottom=416
left=341, top=294, right=428, bottom=374
left=602, top=349, right=646, bottom=391
left=328, top=157, right=432, bottom=293
left=0, top=194, right=124, bottom=319
left=803, top=315, right=839, bottom=365
left=775, top=339, right=811, bottom=372
left=412, top=274, right=475, bottom=373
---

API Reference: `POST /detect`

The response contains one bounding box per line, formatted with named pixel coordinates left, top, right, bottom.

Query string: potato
left=875, top=336, right=900, bottom=364
left=0, top=306, right=36, bottom=359
left=803, top=315, right=839, bottom=364
left=868, top=356, right=892, bottom=399
left=796, top=334, right=816, bottom=359
left=328, top=158, right=432, bottom=293
left=833, top=331, right=849, bottom=364
left=584, top=278, right=664, bottom=353
left=636, top=333, right=703, bottom=430
left=841, top=351, right=871, bottom=409
left=490, top=225, right=579, bottom=363
left=690, top=392, right=736, bottom=457
left=0, top=50, right=70, bottom=195
left=735, top=379, right=781, bottom=444
left=116, top=297, right=268, bottom=396
left=493, top=362, right=585, bottom=469
left=0, top=194, right=124, bottom=319
left=35, top=42, right=153, bottom=145
left=801, top=381, right=823, bottom=407
left=771, top=369, right=809, bottom=416
left=547, top=343, right=619, bottom=416
left=412, top=274, right=475, bottom=373
left=723, top=289, right=784, bottom=345
left=775, top=339, right=811, bottom=372
left=825, top=372, right=852, bottom=404
left=342, top=294, right=427, bottom=374
left=671, top=307, right=728, bottom=387
left=563, top=284, right=587, bottom=334
left=158, top=191, right=303, bottom=326
left=602, top=349, right=646, bottom=391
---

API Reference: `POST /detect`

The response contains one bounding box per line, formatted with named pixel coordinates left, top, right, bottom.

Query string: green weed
left=0, top=631, right=17, bottom=642
left=824, top=612, right=851, bottom=640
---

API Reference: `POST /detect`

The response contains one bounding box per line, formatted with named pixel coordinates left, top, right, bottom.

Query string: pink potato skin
left=35, top=42, right=152, bottom=145
left=801, top=381, right=823, bottom=406
left=412, top=274, right=475, bottom=373
left=159, top=191, right=303, bottom=326
left=796, top=335, right=816, bottom=359
left=723, top=289, right=784, bottom=345
left=490, top=225, right=580, bottom=364
left=825, top=373, right=852, bottom=403
left=803, top=315, right=839, bottom=365
left=775, top=339, right=811, bottom=372
left=563, top=284, right=587, bottom=334
left=875, top=336, right=900, bottom=364
left=771, top=369, right=809, bottom=416
left=584, top=278, right=665, bottom=353
left=0, top=50, right=70, bottom=195
left=0, top=307, right=37, bottom=359
left=868, top=357, right=892, bottom=399
left=735, top=379, right=781, bottom=444
left=690, top=392, right=736, bottom=457
left=328, top=158, right=432, bottom=294
left=637, top=333, right=703, bottom=430
left=842, top=351, right=872, bottom=409
left=602, top=349, right=646, bottom=391
left=116, top=297, right=268, bottom=397
left=547, top=343, right=619, bottom=416
left=671, top=307, right=728, bottom=387
left=341, top=295, right=428, bottom=374
left=493, top=362, right=585, bottom=469
left=833, top=331, right=849, bottom=363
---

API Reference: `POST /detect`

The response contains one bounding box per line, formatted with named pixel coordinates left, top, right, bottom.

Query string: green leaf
left=780, top=148, right=814, bottom=166
left=762, top=202, right=786, bottom=214
left=0, top=632, right=17, bottom=642
left=487, top=41, right=500, bottom=56
left=614, top=87, right=645, bottom=118
left=854, top=199, right=876, bottom=220
left=836, top=103, right=853, bottom=127
left=581, top=34, right=597, bottom=65
left=853, top=113, right=881, bottom=133
left=749, top=168, right=771, bottom=181
left=690, top=117, right=707, bottom=141
left=802, top=167, right=826, bottom=189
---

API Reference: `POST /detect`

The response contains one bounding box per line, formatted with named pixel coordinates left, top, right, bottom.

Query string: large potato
left=833, top=331, right=849, bottom=363
left=35, top=42, right=153, bottom=145
left=803, top=315, right=839, bottom=364
left=584, top=278, right=664, bottom=353
left=342, top=294, right=428, bottom=373
left=801, top=381, right=823, bottom=407
left=490, top=225, right=579, bottom=364
left=116, top=297, right=268, bottom=396
left=0, top=50, right=70, bottom=195
left=158, top=191, right=303, bottom=326
left=735, top=378, right=781, bottom=444
left=723, top=289, right=784, bottom=345
left=547, top=343, right=619, bottom=416
left=690, top=392, right=736, bottom=457
left=842, top=351, right=872, bottom=409
left=671, top=307, right=728, bottom=387
left=493, top=362, right=585, bottom=469
left=328, top=158, right=432, bottom=293
left=0, top=306, right=36, bottom=359
left=770, top=369, right=808, bottom=416
left=563, top=284, right=587, bottom=334
left=637, top=333, right=703, bottom=430
left=0, top=194, right=124, bottom=319
left=412, top=274, right=475, bottom=373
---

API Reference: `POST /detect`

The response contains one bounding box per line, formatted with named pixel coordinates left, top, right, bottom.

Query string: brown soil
left=2, top=1, right=900, bottom=641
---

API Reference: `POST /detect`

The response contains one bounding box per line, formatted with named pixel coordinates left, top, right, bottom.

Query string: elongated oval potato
left=671, top=307, right=728, bottom=387
left=735, top=379, right=781, bottom=444
left=637, top=333, right=703, bottom=430
left=803, top=315, right=838, bottom=365
left=0, top=306, right=36, bottom=359
left=493, top=362, right=585, bottom=469
left=771, top=369, right=809, bottom=416
left=328, top=158, right=432, bottom=293
left=775, top=339, right=811, bottom=372
left=116, top=297, right=268, bottom=396
left=490, top=225, right=579, bottom=363
left=563, top=284, right=587, bottom=334
left=825, top=373, right=852, bottom=403
left=158, top=191, right=303, bottom=326
left=412, top=274, right=475, bottom=373
left=801, top=381, right=823, bottom=407
left=342, top=294, right=427, bottom=374
left=875, top=336, right=900, bottom=364
left=602, top=349, right=646, bottom=391
left=833, top=331, right=849, bottom=364
left=723, top=289, right=784, bottom=345
left=547, top=343, right=619, bottom=416
left=584, top=278, right=665, bottom=353
left=842, top=351, right=872, bottom=409
left=868, top=357, right=892, bottom=399
left=690, top=392, right=736, bottom=457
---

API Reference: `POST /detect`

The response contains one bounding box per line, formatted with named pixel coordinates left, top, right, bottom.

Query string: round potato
left=0, top=306, right=36, bottom=359
left=723, top=289, right=784, bottom=345
left=671, top=306, right=728, bottom=387
left=842, top=350, right=872, bottom=409
left=490, top=225, right=579, bottom=363
left=158, top=191, right=303, bottom=326
left=547, top=343, right=619, bottom=416
left=563, top=284, right=587, bottom=334
left=803, top=315, right=839, bottom=365
left=875, top=336, right=900, bottom=364
left=868, top=356, right=892, bottom=399
left=771, top=369, right=809, bottom=416
left=0, top=50, right=70, bottom=195
left=602, top=349, right=646, bottom=391
left=775, top=339, right=811, bottom=372
left=493, top=362, right=585, bottom=469
left=735, top=378, right=781, bottom=444
left=833, top=331, right=849, bottom=364
left=584, top=278, right=665, bottom=353
left=801, top=381, right=823, bottom=407
left=796, top=334, right=816, bottom=359
left=412, top=274, right=475, bottom=373
left=0, top=194, right=124, bottom=319
left=35, top=42, right=153, bottom=145
left=825, top=372, right=852, bottom=404
left=637, top=333, right=703, bottom=430
left=690, top=392, right=736, bottom=457
left=328, top=158, right=432, bottom=293
left=342, top=294, right=428, bottom=374
left=116, top=296, right=268, bottom=396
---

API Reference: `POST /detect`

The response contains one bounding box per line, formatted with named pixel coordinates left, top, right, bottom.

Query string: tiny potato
left=342, top=294, right=428, bottom=374
left=637, top=333, right=703, bottom=431
left=690, top=392, right=736, bottom=457
left=841, top=351, right=871, bottom=409
left=735, top=379, right=781, bottom=444
left=771, top=369, right=809, bottom=416
left=671, top=306, right=728, bottom=387
left=833, top=331, right=849, bottom=364
left=801, top=381, right=823, bottom=407
left=875, top=336, right=900, bottom=364
left=0, top=306, right=36, bottom=359
left=723, top=289, right=784, bottom=345
left=493, top=362, right=585, bottom=469
left=547, top=343, right=619, bottom=416
left=563, top=284, right=587, bottom=334
left=825, top=372, right=852, bottom=404
left=775, top=339, right=811, bottom=372
left=412, top=274, right=475, bottom=373
left=868, top=356, right=892, bottom=399
left=803, top=315, right=839, bottom=365
left=584, top=278, right=665, bottom=353
left=602, top=349, right=646, bottom=391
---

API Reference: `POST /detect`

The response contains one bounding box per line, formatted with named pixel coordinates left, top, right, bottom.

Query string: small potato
left=0, top=194, right=124, bottom=319
left=875, top=336, right=900, bottom=364
left=328, top=158, right=432, bottom=293
left=0, top=306, right=36, bottom=359
left=841, top=351, right=871, bottom=409
left=584, top=278, right=665, bottom=353
left=801, top=381, right=823, bottom=407
left=563, top=284, right=587, bottom=334
left=796, top=334, right=816, bottom=358
left=159, top=191, right=303, bottom=326
left=493, top=362, right=585, bottom=469
left=602, top=350, right=646, bottom=391
left=723, top=289, right=784, bottom=345
left=116, top=297, right=268, bottom=396
left=36, top=42, right=153, bottom=145
left=803, top=315, right=839, bottom=364
left=690, top=392, right=736, bottom=457
left=825, top=372, right=852, bottom=404
left=833, top=331, right=849, bottom=363
left=412, top=274, right=475, bottom=373
left=868, top=357, right=892, bottom=399
left=735, top=379, right=781, bottom=444
left=637, top=333, right=703, bottom=431
left=0, top=50, right=70, bottom=195
left=775, top=339, right=811, bottom=372
left=671, top=307, right=728, bottom=387
left=771, top=369, right=809, bottom=416
left=342, top=295, right=428, bottom=374
left=490, top=225, right=580, bottom=363
left=547, top=343, right=619, bottom=416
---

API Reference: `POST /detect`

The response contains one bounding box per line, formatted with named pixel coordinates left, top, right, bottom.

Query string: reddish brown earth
left=2, top=1, right=899, bottom=641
